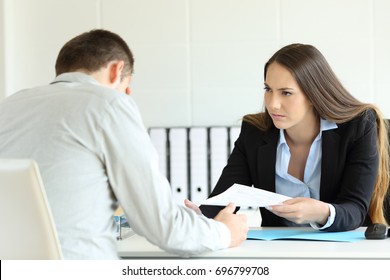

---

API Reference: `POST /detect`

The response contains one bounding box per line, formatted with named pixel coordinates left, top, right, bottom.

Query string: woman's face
left=264, top=62, right=315, bottom=131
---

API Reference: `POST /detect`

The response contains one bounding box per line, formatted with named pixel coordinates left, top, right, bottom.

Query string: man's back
left=0, top=72, right=130, bottom=259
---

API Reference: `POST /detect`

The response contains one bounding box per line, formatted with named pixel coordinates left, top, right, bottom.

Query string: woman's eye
left=282, top=91, right=292, bottom=96
left=264, top=86, right=271, bottom=92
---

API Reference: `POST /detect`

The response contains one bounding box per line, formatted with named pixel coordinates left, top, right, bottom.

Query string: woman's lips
left=271, top=113, right=285, bottom=120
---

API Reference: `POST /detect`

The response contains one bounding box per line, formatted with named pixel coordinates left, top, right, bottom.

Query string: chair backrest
left=0, top=159, right=62, bottom=259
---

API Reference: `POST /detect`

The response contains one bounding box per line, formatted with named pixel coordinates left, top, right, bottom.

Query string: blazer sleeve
left=200, top=122, right=254, bottom=218
left=324, top=110, right=379, bottom=231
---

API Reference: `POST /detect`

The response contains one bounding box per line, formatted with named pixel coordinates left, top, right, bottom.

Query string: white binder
left=189, top=127, right=209, bottom=204
left=149, top=128, right=168, bottom=177
left=169, top=128, right=188, bottom=204
left=209, top=127, right=229, bottom=192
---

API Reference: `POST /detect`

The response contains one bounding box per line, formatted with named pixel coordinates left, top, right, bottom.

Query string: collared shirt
left=275, top=118, right=338, bottom=229
left=0, top=72, right=230, bottom=259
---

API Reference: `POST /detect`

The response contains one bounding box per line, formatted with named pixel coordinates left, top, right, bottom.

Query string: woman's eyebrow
left=264, top=83, right=294, bottom=91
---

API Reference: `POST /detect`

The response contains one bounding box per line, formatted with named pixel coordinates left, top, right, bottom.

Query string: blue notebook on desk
left=247, top=229, right=365, bottom=242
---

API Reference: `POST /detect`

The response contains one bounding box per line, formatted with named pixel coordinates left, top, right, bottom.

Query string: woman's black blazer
left=200, top=110, right=379, bottom=231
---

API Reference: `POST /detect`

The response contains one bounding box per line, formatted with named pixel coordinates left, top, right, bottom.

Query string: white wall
left=1, top=0, right=390, bottom=128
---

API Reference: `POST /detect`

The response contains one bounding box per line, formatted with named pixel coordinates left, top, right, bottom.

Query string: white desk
left=117, top=227, right=390, bottom=259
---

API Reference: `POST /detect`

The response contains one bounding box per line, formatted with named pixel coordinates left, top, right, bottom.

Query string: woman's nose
left=267, top=94, right=281, bottom=110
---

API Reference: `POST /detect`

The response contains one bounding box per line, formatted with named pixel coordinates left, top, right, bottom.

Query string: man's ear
left=125, top=87, right=132, bottom=96
left=109, top=60, right=125, bottom=86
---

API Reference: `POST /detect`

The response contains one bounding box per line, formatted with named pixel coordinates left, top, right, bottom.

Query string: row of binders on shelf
left=148, top=126, right=241, bottom=205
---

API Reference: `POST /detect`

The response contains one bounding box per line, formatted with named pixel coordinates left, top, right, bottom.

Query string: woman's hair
left=244, top=43, right=389, bottom=224
left=55, top=29, right=134, bottom=80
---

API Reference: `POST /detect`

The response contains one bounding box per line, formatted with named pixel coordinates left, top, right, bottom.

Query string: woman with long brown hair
left=196, top=43, right=389, bottom=231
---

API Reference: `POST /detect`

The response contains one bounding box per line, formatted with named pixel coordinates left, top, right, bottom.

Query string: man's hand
left=214, top=203, right=249, bottom=247
left=184, top=199, right=203, bottom=215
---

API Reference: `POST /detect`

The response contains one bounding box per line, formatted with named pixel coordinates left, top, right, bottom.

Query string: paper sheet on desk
left=201, top=183, right=291, bottom=207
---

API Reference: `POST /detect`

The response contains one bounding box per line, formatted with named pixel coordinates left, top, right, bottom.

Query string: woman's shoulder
left=240, top=115, right=279, bottom=143
left=340, top=109, right=377, bottom=127
left=336, top=109, right=378, bottom=138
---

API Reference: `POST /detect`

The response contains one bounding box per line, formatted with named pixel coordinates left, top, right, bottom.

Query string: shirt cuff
left=310, top=203, right=336, bottom=230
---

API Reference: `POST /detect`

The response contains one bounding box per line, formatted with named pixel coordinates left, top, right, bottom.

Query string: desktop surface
left=117, top=227, right=390, bottom=259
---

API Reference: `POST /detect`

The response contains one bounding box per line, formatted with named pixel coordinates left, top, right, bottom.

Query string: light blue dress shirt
left=275, top=118, right=338, bottom=229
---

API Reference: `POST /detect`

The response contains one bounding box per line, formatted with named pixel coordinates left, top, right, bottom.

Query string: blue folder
left=247, top=229, right=365, bottom=242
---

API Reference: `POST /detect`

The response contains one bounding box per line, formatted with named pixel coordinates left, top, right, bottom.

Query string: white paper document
left=201, top=183, right=291, bottom=207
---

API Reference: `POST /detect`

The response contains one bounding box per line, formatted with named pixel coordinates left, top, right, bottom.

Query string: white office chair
left=0, top=159, right=62, bottom=259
